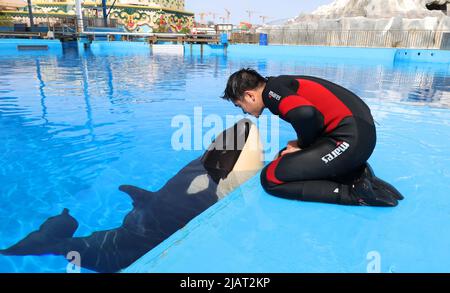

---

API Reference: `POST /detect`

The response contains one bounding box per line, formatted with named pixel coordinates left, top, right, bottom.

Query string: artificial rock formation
left=283, top=0, right=450, bottom=31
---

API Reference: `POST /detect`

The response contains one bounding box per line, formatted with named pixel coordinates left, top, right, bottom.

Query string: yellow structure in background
left=0, top=0, right=27, bottom=9
left=0, top=0, right=194, bottom=32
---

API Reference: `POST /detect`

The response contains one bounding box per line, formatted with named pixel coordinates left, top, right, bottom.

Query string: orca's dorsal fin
left=119, top=185, right=156, bottom=204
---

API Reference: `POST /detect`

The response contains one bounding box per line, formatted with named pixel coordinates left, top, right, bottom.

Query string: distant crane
left=198, top=12, right=208, bottom=24
left=259, top=15, right=271, bottom=25
left=219, top=16, right=226, bottom=23
left=245, top=10, right=257, bottom=24
left=209, top=12, right=218, bottom=23
left=224, top=8, right=231, bottom=23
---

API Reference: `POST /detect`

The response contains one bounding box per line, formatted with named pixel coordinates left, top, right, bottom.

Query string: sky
left=185, top=0, right=335, bottom=25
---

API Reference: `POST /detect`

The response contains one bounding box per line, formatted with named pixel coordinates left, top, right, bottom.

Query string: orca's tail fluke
left=0, top=208, right=78, bottom=256
left=0, top=205, right=157, bottom=272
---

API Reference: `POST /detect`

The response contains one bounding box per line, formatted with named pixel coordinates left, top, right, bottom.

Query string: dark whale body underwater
left=0, top=119, right=264, bottom=272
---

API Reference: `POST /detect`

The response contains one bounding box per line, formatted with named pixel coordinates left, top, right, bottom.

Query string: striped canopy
left=0, top=0, right=27, bottom=8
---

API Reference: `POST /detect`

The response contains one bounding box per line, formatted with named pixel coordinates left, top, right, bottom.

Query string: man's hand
left=280, top=140, right=302, bottom=156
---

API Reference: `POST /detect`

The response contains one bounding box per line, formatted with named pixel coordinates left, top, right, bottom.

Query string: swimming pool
left=0, top=42, right=449, bottom=272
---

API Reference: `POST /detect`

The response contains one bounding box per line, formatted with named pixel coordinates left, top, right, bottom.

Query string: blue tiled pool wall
left=394, top=49, right=450, bottom=63
left=0, top=39, right=63, bottom=54
left=1, top=38, right=449, bottom=63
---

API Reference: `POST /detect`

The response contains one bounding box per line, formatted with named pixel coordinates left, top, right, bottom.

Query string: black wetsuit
left=260, top=75, right=377, bottom=205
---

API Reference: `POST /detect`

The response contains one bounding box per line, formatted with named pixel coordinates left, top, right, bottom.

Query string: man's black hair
left=221, top=68, right=267, bottom=102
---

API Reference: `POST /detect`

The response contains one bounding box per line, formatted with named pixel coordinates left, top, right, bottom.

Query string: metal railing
left=84, top=17, right=118, bottom=28
left=0, top=31, right=44, bottom=39
left=229, top=32, right=260, bottom=44
left=440, top=32, right=450, bottom=49
left=258, top=29, right=448, bottom=49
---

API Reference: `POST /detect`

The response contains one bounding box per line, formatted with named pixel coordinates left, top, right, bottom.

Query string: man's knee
left=261, top=166, right=302, bottom=201
left=260, top=165, right=281, bottom=194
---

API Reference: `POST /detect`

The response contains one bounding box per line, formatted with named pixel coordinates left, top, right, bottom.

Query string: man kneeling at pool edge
left=221, top=68, right=404, bottom=207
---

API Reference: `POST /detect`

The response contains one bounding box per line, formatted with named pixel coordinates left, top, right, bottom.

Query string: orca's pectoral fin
left=0, top=208, right=78, bottom=256
left=119, top=185, right=156, bottom=204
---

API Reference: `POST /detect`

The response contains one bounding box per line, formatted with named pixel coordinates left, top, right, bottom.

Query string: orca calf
left=0, top=119, right=264, bottom=273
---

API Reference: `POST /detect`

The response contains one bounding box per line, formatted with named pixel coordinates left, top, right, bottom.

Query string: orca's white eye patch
left=187, top=174, right=210, bottom=194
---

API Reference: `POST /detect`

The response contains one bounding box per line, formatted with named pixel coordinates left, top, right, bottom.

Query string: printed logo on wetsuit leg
left=321, top=141, right=350, bottom=164
left=268, top=91, right=281, bottom=101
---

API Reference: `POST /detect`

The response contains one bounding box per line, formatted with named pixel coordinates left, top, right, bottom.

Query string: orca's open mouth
left=201, top=119, right=253, bottom=183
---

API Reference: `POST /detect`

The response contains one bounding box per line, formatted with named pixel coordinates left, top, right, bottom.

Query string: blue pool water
left=0, top=42, right=449, bottom=272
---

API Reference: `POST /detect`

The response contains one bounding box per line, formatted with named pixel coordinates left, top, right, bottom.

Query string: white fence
left=258, top=29, right=448, bottom=49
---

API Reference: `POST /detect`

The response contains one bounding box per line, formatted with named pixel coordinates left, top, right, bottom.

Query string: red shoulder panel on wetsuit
left=296, top=79, right=352, bottom=133
left=278, top=95, right=315, bottom=117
